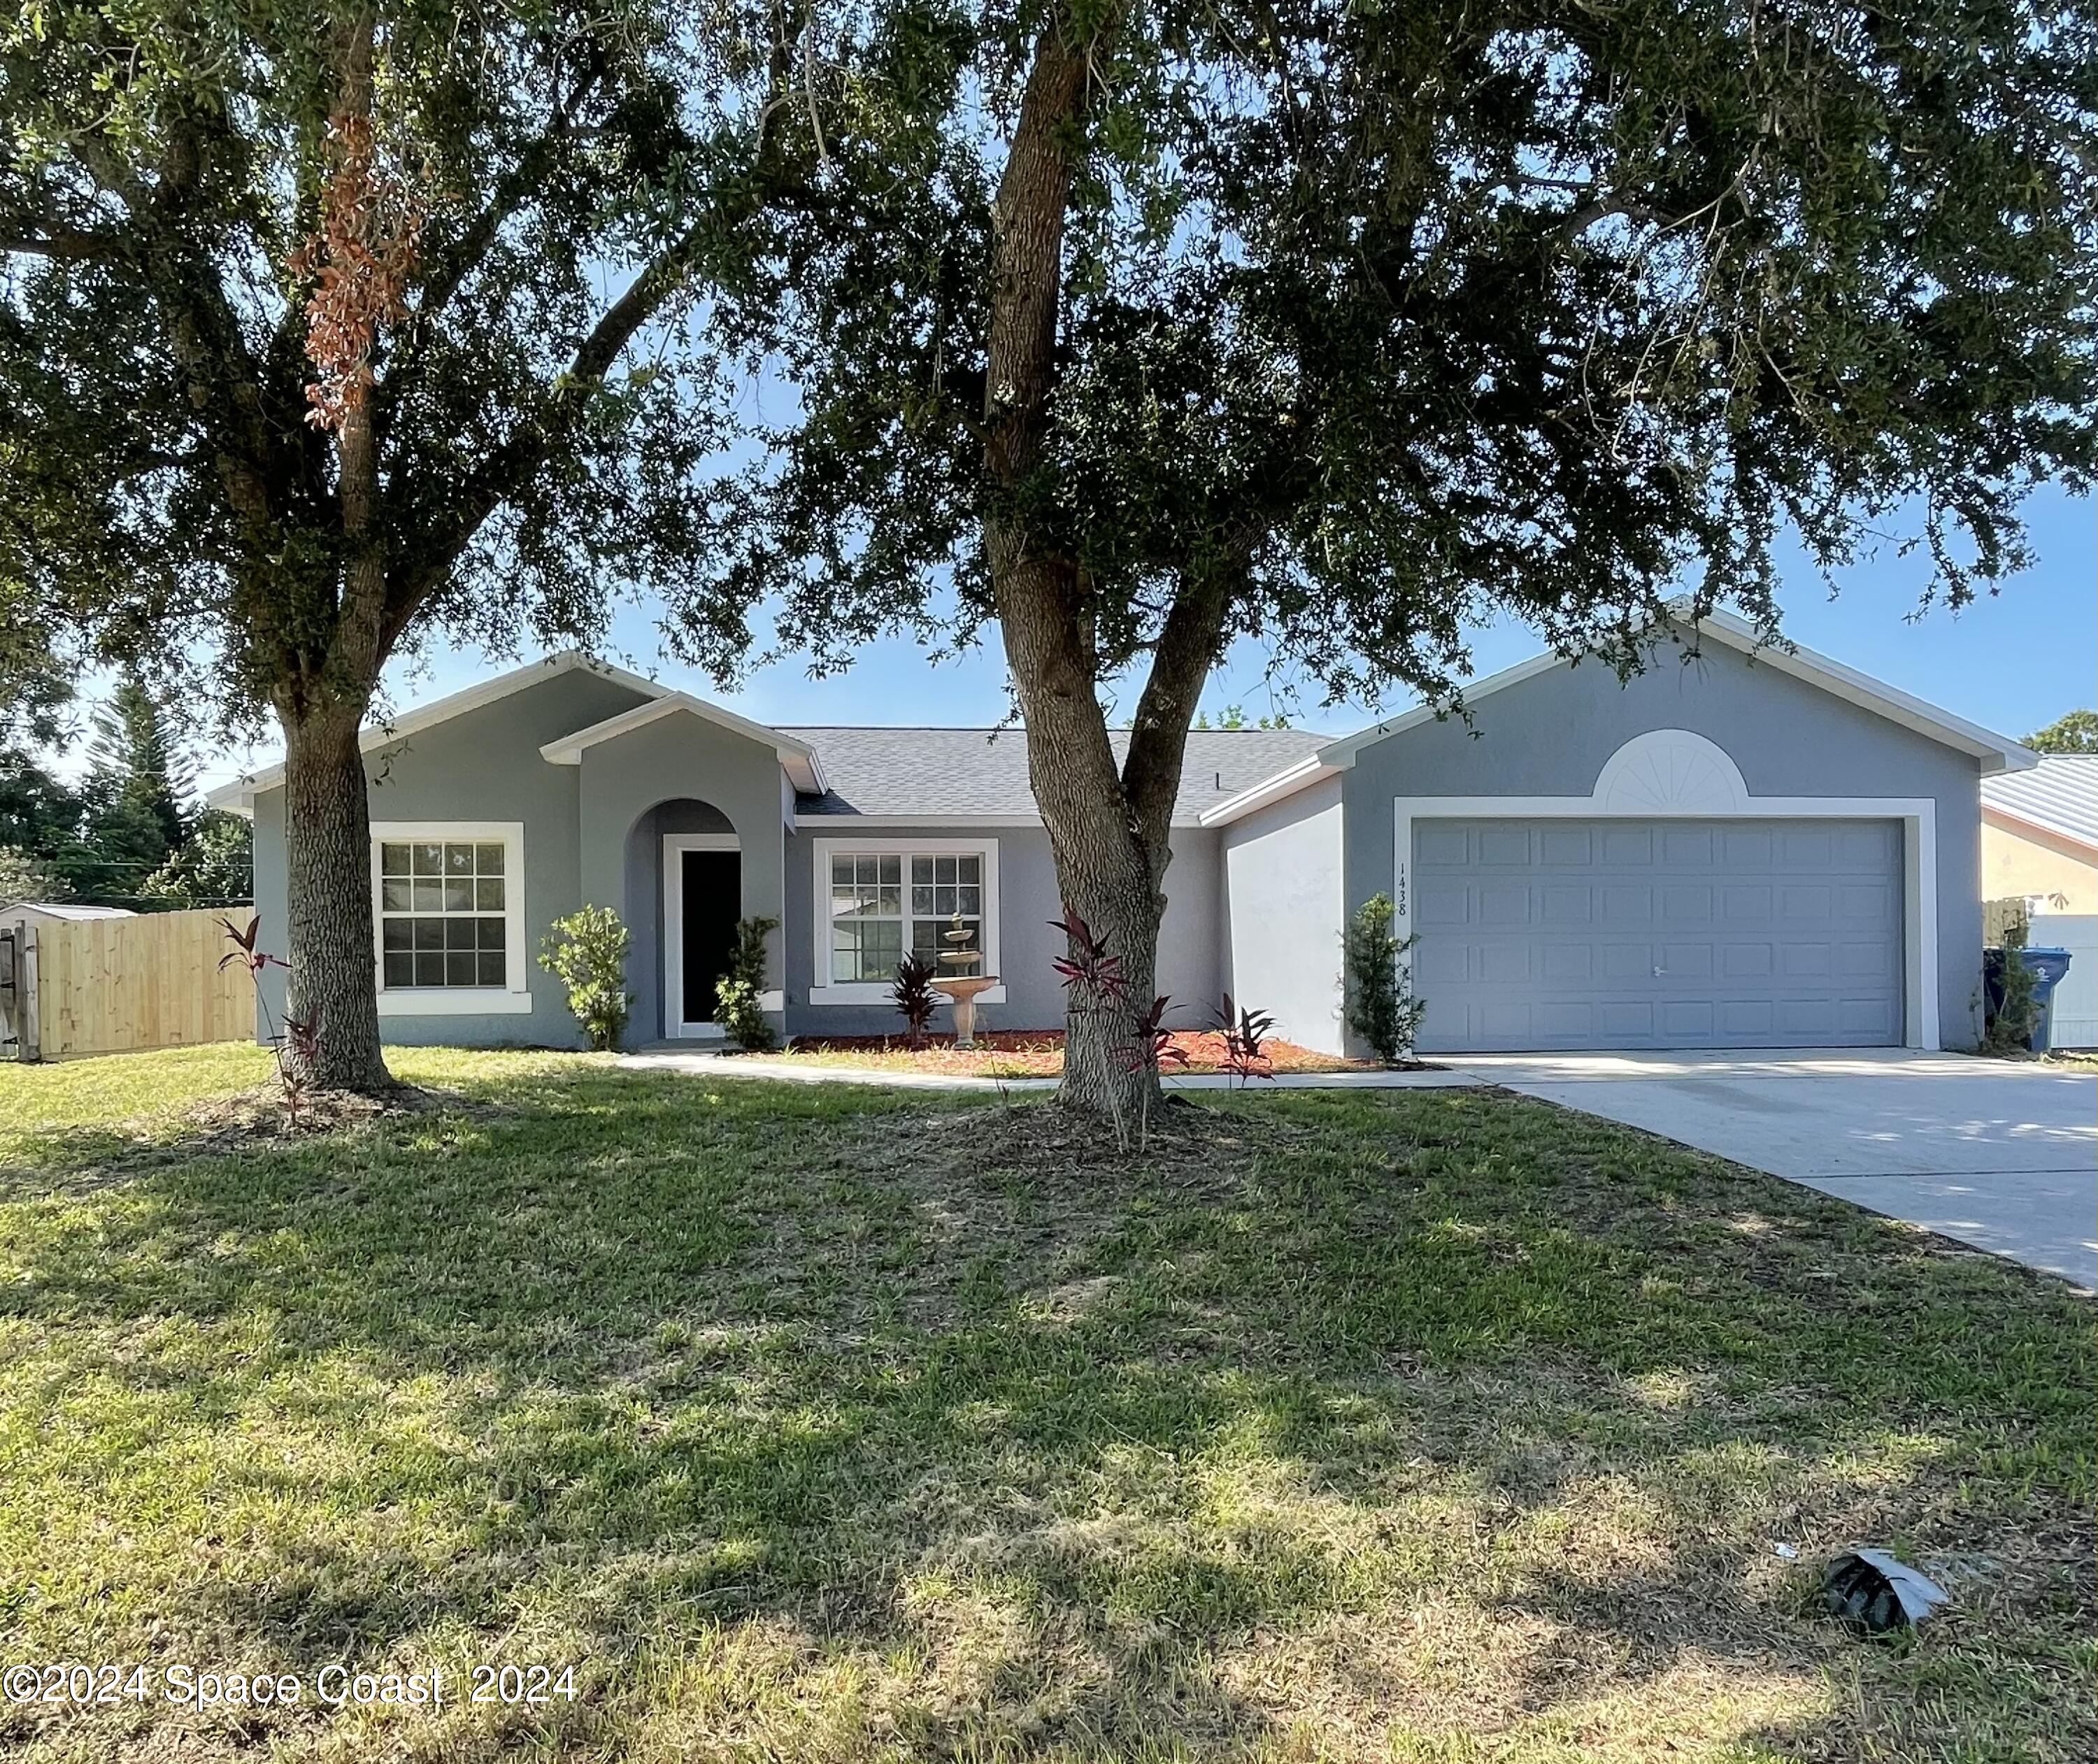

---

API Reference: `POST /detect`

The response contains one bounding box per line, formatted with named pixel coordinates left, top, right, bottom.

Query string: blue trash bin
left=1986, top=946, right=2074, bottom=1052
left=2022, top=947, right=2074, bottom=1053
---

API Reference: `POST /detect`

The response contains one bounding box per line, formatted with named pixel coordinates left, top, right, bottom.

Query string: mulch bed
left=751, top=1028, right=1383, bottom=1076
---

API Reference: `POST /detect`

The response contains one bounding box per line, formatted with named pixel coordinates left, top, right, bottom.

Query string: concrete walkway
left=1448, top=1049, right=2098, bottom=1289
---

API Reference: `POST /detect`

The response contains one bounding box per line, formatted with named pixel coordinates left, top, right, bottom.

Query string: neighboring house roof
left=1982, top=755, right=2098, bottom=855
left=539, top=693, right=826, bottom=795
left=3, top=902, right=136, bottom=921
left=1201, top=606, right=2036, bottom=827
left=782, top=725, right=1328, bottom=823
left=206, top=651, right=667, bottom=812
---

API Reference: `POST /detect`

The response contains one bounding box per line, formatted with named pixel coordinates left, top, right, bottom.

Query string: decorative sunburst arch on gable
left=1592, top=729, right=1750, bottom=816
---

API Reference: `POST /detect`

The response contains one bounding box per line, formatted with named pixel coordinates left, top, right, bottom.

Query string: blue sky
left=171, top=481, right=2094, bottom=795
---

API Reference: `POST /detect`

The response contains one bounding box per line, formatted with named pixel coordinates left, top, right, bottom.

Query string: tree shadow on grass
left=0, top=1070, right=2090, bottom=1761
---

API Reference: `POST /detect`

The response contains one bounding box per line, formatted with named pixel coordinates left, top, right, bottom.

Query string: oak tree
left=698, top=0, right=2097, bottom=1116
left=1, top=1, right=831, bottom=1084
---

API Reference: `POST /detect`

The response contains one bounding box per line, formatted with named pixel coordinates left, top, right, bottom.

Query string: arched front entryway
left=624, top=798, right=739, bottom=1040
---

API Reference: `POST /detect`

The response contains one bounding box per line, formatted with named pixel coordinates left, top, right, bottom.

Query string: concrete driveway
left=1448, top=1050, right=2098, bottom=1289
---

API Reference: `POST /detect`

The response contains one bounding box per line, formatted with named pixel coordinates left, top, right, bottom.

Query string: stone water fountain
left=929, top=910, right=996, bottom=1048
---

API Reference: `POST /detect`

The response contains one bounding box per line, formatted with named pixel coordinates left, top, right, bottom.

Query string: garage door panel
left=1478, top=884, right=1532, bottom=925
left=1601, top=885, right=1652, bottom=922
left=1661, top=827, right=1715, bottom=865
left=1417, top=825, right=1470, bottom=866
left=1721, top=884, right=1774, bottom=920
left=1413, top=816, right=1903, bottom=1051
left=1660, top=885, right=1713, bottom=922
left=1478, top=825, right=1532, bottom=865
left=1601, top=828, right=1654, bottom=864
left=1601, top=944, right=1653, bottom=980
left=1415, top=883, right=1471, bottom=927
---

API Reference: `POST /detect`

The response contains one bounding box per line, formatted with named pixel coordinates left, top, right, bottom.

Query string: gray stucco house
left=213, top=611, right=2032, bottom=1055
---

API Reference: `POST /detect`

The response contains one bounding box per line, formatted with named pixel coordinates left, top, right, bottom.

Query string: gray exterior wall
left=780, top=823, right=1224, bottom=1038
left=248, top=667, right=655, bottom=1046
left=625, top=798, right=737, bottom=1041
left=1338, top=643, right=1987, bottom=1051
left=576, top=713, right=790, bottom=1042
left=1220, top=776, right=1346, bottom=1053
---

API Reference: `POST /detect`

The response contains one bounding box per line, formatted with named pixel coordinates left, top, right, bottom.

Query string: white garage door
left=1411, top=818, right=1904, bottom=1051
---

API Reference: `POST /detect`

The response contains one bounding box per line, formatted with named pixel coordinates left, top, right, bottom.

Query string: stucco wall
left=1220, top=777, right=1346, bottom=1053
left=575, top=713, right=788, bottom=1044
left=780, top=823, right=1225, bottom=1038
left=1983, top=816, right=2098, bottom=913
left=1339, top=641, right=1989, bottom=1050
left=249, top=667, right=655, bottom=1048
left=626, top=798, right=738, bottom=1039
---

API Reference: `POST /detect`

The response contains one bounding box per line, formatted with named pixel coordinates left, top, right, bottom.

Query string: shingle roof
left=1982, top=755, right=2098, bottom=853
left=780, top=725, right=1330, bottom=822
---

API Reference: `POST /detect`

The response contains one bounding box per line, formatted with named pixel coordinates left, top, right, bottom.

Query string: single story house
left=1981, top=755, right=2097, bottom=914
left=211, top=611, right=2032, bottom=1055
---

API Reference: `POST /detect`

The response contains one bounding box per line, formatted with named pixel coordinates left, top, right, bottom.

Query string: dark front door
left=681, top=848, right=741, bottom=1027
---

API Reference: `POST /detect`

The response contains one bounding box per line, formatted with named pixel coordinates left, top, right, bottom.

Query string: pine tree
left=77, top=674, right=192, bottom=902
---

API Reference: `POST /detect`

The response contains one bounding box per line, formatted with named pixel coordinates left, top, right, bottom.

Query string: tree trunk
left=279, top=698, right=392, bottom=1091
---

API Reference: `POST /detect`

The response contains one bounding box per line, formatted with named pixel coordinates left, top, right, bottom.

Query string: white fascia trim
left=205, top=651, right=669, bottom=816
left=538, top=693, right=827, bottom=796
left=1316, top=649, right=1572, bottom=769
left=1981, top=802, right=2098, bottom=859
left=1390, top=792, right=1941, bottom=1051
left=1198, top=755, right=1343, bottom=827
left=370, top=820, right=532, bottom=1016
left=1308, top=609, right=2032, bottom=777
left=1682, top=607, right=2032, bottom=773
left=807, top=834, right=1004, bottom=1007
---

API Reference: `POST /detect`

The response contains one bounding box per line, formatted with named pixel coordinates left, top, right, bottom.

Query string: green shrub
left=1343, top=892, right=1427, bottom=1065
left=538, top=904, right=634, bottom=1051
left=716, top=915, right=779, bottom=1051
left=1983, top=912, right=2039, bottom=1055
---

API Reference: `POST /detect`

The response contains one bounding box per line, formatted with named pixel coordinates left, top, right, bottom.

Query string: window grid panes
left=378, top=839, right=508, bottom=988
left=831, top=851, right=983, bottom=983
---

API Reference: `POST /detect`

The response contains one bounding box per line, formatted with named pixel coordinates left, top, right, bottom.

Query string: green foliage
left=715, top=915, right=779, bottom=1052
left=0, top=844, right=68, bottom=911
left=1984, top=913, right=2041, bottom=1055
left=140, top=811, right=252, bottom=909
left=538, top=905, right=634, bottom=1053
left=2025, top=710, right=2098, bottom=755
left=693, top=0, right=2095, bottom=702
left=1343, top=893, right=1427, bottom=1066
left=0, top=2, right=826, bottom=710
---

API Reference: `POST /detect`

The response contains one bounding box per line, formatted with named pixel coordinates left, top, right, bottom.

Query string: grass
left=756, top=1030, right=1371, bottom=1079
left=0, top=1047, right=2090, bottom=1763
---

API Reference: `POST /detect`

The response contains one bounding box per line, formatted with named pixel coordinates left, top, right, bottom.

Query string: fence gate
left=6, top=910, right=255, bottom=1060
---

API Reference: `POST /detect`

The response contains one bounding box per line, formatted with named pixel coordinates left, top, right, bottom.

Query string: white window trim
left=808, top=836, right=1004, bottom=1005
left=1391, top=761, right=1940, bottom=1051
left=371, top=820, right=531, bottom=1016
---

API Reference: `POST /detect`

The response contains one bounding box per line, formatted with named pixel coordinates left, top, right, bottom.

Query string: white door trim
left=663, top=833, right=741, bottom=1038
left=1392, top=764, right=1939, bottom=1050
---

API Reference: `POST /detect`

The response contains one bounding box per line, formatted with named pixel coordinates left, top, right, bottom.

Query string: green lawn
left=0, top=1048, right=2089, bottom=1762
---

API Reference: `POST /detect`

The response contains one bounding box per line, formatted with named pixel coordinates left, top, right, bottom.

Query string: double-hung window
left=813, top=840, right=999, bottom=1002
left=371, top=822, right=529, bottom=1011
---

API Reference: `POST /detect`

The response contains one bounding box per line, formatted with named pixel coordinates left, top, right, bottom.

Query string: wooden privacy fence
left=4, top=909, right=255, bottom=1060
